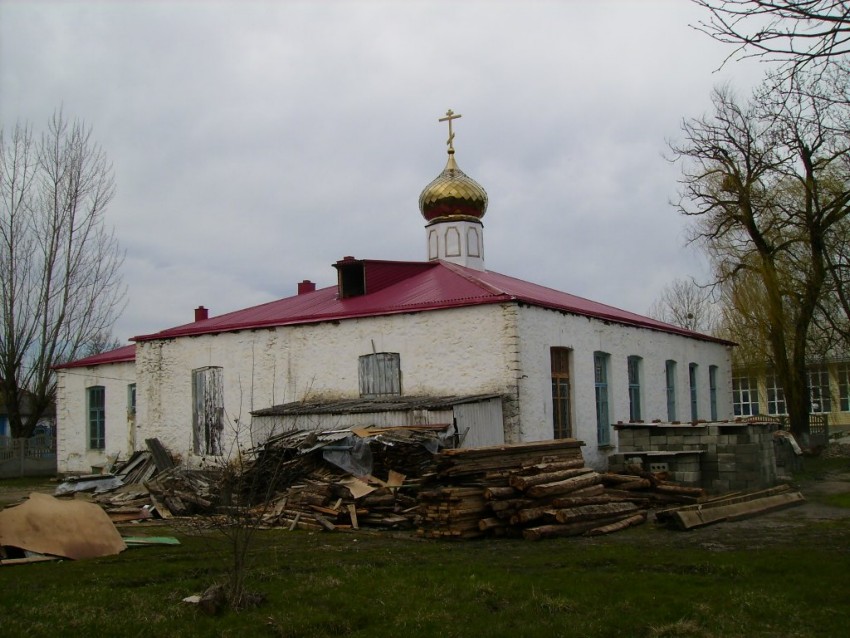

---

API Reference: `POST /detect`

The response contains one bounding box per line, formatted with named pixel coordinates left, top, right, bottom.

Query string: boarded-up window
left=359, top=353, right=401, bottom=397
left=192, top=366, right=224, bottom=456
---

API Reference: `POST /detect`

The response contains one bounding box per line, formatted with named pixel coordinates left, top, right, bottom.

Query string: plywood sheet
left=0, top=493, right=127, bottom=560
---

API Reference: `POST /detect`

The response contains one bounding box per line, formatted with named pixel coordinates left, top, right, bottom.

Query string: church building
left=55, top=111, right=734, bottom=474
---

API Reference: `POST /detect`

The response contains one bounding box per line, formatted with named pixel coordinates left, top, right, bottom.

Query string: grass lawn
left=1, top=456, right=848, bottom=637
left=1, top=517, right=848, bottom=637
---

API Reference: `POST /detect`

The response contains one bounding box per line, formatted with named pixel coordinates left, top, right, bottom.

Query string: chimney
left=298, top=280, right=316, bottom=295
left=194, top=306, right=209, bottom=322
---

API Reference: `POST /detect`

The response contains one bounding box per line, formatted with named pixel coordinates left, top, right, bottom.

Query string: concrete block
left=675, top=471, right=700, bottom=484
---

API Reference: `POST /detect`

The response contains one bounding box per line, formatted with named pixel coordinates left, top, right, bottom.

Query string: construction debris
left=2, top=430, right=810, bottom=555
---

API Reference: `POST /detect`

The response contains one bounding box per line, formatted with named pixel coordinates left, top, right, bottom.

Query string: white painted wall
left=56, top=301, right=733, bottom=474
left=56, top=359, right=137, bottom=474
left=514, top=305, right=733, bottom=468
left=135, top=304, right=520, bottom=464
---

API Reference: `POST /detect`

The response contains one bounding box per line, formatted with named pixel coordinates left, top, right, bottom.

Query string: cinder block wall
left=611, top=423, right=778, bottom=492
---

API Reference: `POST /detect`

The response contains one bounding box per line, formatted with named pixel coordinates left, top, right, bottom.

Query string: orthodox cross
left=439, top=109, right=462, bottom=152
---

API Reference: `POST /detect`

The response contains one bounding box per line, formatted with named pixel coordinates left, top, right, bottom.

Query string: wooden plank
left=145, top=438, right=175, bottom=472
left=585, top=512, right=647, bottom=536
left=553, top=502, right=638, bottom=524
left=347, top=504, right=359, bottom=530
left=510, top=467, right=593, bottom=491
left=313, top=513, right=337, bottom=531
left=664, top=491, right=805, bottom=530
left=526, top=472, right=602, bottom=499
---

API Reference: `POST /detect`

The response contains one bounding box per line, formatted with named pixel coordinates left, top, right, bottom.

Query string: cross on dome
left=438, top=109, right=462, bottom=153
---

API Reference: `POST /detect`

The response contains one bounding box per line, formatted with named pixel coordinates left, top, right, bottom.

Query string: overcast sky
left=0, top=0, right=768, bottom=343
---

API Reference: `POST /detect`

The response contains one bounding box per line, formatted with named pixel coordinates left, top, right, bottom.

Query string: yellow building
left=732, top=358, right=850, bottom=433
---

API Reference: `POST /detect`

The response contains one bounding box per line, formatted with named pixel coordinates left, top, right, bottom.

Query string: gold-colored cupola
left=419, top=110, right=488, bottom=270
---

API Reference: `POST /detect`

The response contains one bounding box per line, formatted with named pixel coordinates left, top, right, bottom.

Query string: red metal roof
left=133, top=259, right=730, bottom=345
left=55, top=344, right=136, bottom=369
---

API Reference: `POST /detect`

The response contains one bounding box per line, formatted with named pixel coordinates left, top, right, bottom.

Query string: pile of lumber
left=417, top=439, right=707, bottom=540
left=144, top=466, right=220, bottom=517
left=249, top=465, right=418, bottom=532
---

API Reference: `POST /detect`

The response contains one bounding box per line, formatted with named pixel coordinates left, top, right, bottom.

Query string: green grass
left=792, top=455, right=850, bottom=482
left=0, top=476, right=55, bottom=490
left=1, top=520, right=849, bottom=638
left=823, top=492, right=850, bottom=508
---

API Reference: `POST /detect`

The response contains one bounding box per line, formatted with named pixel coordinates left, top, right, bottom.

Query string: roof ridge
left=437, top=260, right=511, bottom=297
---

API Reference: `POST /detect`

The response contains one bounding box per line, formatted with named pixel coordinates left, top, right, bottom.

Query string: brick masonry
left=609, top=422, right=778, bottom=492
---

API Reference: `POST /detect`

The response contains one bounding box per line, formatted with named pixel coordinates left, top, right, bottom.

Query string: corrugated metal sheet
left=252, top=408, right=453, bottom=439
left=129, top=259, right=730, bottom=345
left=454, top=397, right=505, bottom=448
left=251, top=394, right=505, bottom=449
left=54, top=344, right=136, bottom=369
left=252, top=394, right=503, bottom=417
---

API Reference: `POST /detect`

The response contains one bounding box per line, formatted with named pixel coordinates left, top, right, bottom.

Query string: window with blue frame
left=627, top=355, right=642, bottom=421
left=88, top=385, right=105, bottom=450
left=709, top=365, right=718, bottom=421
left=594, top=351, right=610, bottom=445
left=665, top=360, right=677, bottom=422
left=689, top=363, right=699, bottom=421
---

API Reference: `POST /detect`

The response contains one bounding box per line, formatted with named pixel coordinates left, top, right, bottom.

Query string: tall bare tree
left=1, top=113, right=126, bottom=438
left=692, top=1, right=850, bottom=68
left=670, top=70, right=850, bottom=437
left=648, top=277, right=719, bottom=333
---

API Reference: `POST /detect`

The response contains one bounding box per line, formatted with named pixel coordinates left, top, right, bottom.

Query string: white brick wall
left=514, top=305, right=732, bottom=468
left=56, top=360, right=137, bottom=474
left=135, top=304, right=518, bottom=464
left=56, top=301, right=733, bottom=473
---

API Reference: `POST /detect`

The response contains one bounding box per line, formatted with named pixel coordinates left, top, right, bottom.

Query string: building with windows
left=732, top=358, right=850, bottom=429
left=54, top=113, right=734, bottom=474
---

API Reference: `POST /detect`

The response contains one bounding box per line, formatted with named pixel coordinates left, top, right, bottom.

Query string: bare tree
left=648, top=277, right=719, bottom=333
left=0, top=113, right=126, bottom=438
left=692, top=0, right=850, bottom=68
left=670, top=70, right=850, bottom=437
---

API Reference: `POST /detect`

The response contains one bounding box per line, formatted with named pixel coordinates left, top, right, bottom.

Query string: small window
left=627, top=355, right=642, bottom=421
left=594, top=352, right=610, bottom=445
left=445, top=227, right=461, bottom=257
left=766, top=373, right=786, bottom=415
left=838, top=363, right=849, bottom=412
left=359, top=353, right=401, bottom=397
left=88, top=386, right=105, bottom=450
left=665, top=360, right=677, bottom=422
left=551, top=347, right=572, bottom=439
left=127, top=383, right=136, bottom=417
left=689, top=363, right=699, bottom=421
left=733, top=374, right=760, bottom=416
left=808, top=365, right=831, bottom=413
left=709, top=365, right=718, bottom=421
left=192, top=367, right=224, bottom=456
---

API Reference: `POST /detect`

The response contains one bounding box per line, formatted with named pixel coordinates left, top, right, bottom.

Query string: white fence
left=0, top=434, right=57, bottom=478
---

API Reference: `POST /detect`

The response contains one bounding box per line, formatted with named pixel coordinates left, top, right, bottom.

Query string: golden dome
left=418, top=151, right=488, bottom=223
